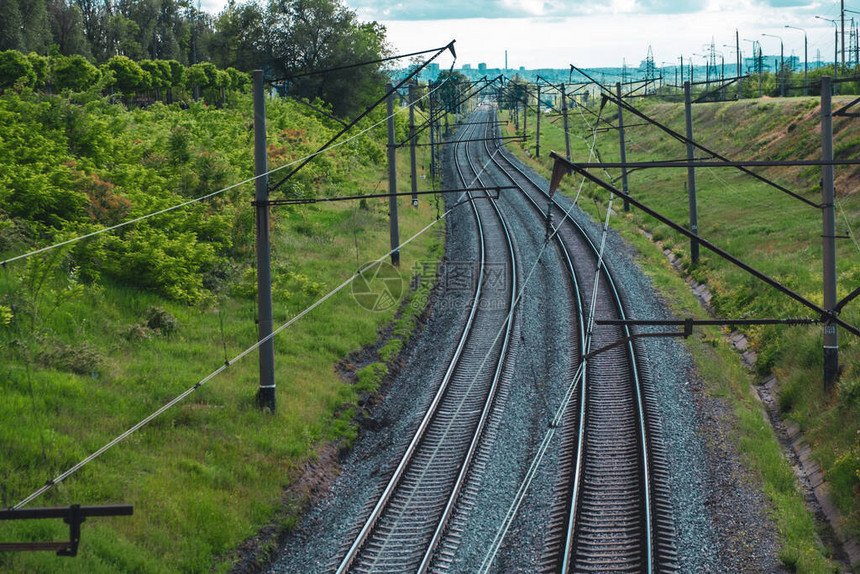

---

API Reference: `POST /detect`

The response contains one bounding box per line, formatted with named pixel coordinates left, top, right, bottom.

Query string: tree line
left=0, top=0, right=389, bottom=117
left=0, top=49, right=250, bottom=105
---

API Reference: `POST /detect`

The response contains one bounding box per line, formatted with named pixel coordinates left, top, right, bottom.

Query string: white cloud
left=378, top=5, right=832, bottom=69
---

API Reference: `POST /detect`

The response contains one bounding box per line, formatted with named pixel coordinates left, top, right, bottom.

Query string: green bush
left=0, top=50, right=35, bottom=90
left=102, top=55, right=149, bottom=94
left=52, top=54, right=101, bottom=92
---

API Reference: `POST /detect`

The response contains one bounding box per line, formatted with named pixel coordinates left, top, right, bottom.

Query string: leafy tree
left=188, top=61, right=217, bottom=99
left=48, top=0, right=91, bottom=58
left=103, top=55, right=149, bottom=94
left=501, top=76, right=529, bottom=112
left=52, top=54, right=100, bottom=92
left=164, top=58, right=185, bottom=102
left=27, top=53, right=50, bottom=89
left=21, top=0, right=52, bottom=55
left=225, top=67, right=249, bottom=91
left=435, top=70, right=470, bottom=113
left=0, top=0, right=24, bottom=51
left=0, top=51, right=35, bottom=90
left=140, top=59, right=172, bottom=98
left=208, top=0, right=265, bottom=71
left=73, top=0, right=112, bottom=61
left=166, top=59, right=186, bottom=87
left=154, top=0, right=187, bottom=61
left=110, top=13, right=144, bottom=59
left=119, top=0, right=160, bottom=57
left=267, top=0, right=389, bottom=118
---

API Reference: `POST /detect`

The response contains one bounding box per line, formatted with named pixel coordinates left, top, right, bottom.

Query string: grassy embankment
left=0, top=88, right=448, bottom=572
left=503, top=94, right=860, bottom=571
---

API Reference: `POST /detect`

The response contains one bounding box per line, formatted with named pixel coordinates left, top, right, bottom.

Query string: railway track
left=479, top=110, right=678, bottom=572
left=333, top=106, right=519, bottom=573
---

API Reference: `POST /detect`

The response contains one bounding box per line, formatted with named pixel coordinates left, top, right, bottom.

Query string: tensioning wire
left=837, top=197, right=860, bottom=256
left=477, top=110, right=621, bottom=571
left=13, top=198, right=457, bottom=510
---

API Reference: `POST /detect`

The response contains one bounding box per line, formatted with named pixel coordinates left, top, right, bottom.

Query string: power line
left=268, top=46, right=450, bottom=83
left=269, top=41, right=456, bottom=194
left=13, top=203, right=454, bottom=510
left=1, top=76, right=452, bottom=268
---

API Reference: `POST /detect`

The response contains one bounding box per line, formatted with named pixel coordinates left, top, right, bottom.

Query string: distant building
left=479, top=63, right=487, bottom=73
left=462, top=64, right=472, bottom=70
left=743, top=55, right=802, bottom=73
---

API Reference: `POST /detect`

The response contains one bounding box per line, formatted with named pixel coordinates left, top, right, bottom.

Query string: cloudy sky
left=200, top=0, right=848, bottom=70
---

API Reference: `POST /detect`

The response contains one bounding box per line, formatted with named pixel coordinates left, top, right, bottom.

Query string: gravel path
left=266, top=118, right=784, bottom=573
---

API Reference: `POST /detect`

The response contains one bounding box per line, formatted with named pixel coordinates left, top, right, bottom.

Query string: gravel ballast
left=267, top=116, right=784, bottom=573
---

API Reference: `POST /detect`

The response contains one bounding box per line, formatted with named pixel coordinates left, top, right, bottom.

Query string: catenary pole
left=560, top=83, right=571, bottom=161
left=535, top=84, right=541, bottom=157
left=821, top=76, right=839, bottom=388
left=253, top=70, right=276, bottom=411
left=386, top=84, right=401, bottom=266
left=684, top=81, right=700, bottom=263
left=616, top=82, right=630, bottom=212
left=409, top=82, right=418, bottom=207
left=522, top=92, right=527, bottom=138
left=428, top=81, right=436, bottom=179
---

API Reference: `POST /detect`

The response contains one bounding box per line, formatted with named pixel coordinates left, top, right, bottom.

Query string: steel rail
left=335, top=106, right=517, bottom=573
left=476, top=111, right=591, bottom=573
left=489, top=130, right=658, bottom=572
left=417, top=105, right=518, bottom=572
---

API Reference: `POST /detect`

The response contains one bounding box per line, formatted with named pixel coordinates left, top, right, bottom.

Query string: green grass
left=0, top=102, right=449, bottom=571
left=504, top=96, right=859, bottom=569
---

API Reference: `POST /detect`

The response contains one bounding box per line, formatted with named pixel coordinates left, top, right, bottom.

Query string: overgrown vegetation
left=0, top=0, right=389, bottom=118
left=506, top=94, right=859, bottom=569
left=0, top=78, right=446, bottom=571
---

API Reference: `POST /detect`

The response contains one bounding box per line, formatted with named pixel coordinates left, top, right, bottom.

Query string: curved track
left=477, top=106, right=678, bottom=572
left=334, top=106, right=519, bottom=574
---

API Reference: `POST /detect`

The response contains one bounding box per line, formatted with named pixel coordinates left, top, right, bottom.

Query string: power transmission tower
left=706, top=38, right=718, bottom=93
left=644, top=46, right=657, bottom=94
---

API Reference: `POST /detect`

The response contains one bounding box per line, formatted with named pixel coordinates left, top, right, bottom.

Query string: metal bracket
left=585, top=319, right=693, bottom=360
left=833, top=95, right=860, bottom=117
left=585, top=317, right=818, bottom=360
left=254, top=186, right=517, bottom=206
left=0, top=504, right=133, bottom=556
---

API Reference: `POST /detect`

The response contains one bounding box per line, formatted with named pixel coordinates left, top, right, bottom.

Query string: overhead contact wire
left=13, top=202, right=455, bottom=510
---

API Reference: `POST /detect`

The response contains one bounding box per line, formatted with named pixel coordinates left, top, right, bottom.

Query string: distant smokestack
left=505, top=50, right=508, bottom=71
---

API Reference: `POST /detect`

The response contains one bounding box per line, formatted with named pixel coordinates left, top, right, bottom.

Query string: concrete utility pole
left=786, top=25, right=809, bottom=96
left=818, top=17, right=839, bottom=94
left=408, top=83, right=418, bottom=207
left=821, top=76, right=839, bottom=388
left=522, top=93, right=527, bottom=138
left=684, top=81, right=700, bottom=263
left=736, top=29, right=742, bottom=97
left=560, top=83, right=571, bottom=161
left=386, top=84, right=401, bottom=267
left=616, top=82, right=630, bottom=212
left=535, top=84, right=541, bottom=157
left=428, top=81, right=436, bottom=179
left=763, top=33, right=785, bottom=97
left=253, top=70, right=276, bottom=411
